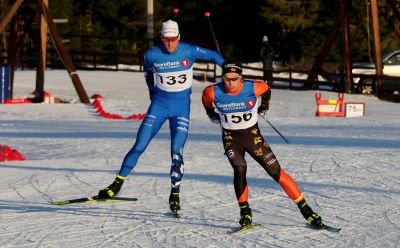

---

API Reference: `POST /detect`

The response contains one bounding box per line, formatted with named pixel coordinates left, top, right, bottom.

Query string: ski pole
left=204, top=12, right=221, bottom=55
left=261, top=116, right=289, bottom=144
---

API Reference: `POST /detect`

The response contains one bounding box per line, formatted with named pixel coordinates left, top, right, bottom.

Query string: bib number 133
left=159, top=74, right=187, bottom=85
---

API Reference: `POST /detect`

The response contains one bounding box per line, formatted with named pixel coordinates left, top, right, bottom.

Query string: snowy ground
left=1, top=70, right=399, bottom=247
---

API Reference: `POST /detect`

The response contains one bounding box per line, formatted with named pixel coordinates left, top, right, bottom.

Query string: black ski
left=324, top=225, right=341, bottom=233
left=310, top=223, right=341, bottom=233
left=227, top=224, right=262, bottom=234
left=50, top=196, right=138, bottom=205
left=227, top=222, right=340, bottom=234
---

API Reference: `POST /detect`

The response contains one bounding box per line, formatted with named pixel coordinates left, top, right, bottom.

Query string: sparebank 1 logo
left=181, top=59, right=190, bottom=67
left=246, top=100, right=256, bottom=108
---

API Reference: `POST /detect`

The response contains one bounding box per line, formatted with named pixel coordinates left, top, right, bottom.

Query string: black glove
left=258, top=104, right=269, bottom=118
left=258, top=88, right=270, bottom=118
left=258, top=111, right=268, bottom=119
left=209, top=115, right=221, bottom=124
left=204, top=106, right=220, bottom=124
left=207, top=111, right=220, bottom=124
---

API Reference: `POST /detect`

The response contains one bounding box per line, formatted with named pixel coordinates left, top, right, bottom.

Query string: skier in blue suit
left=98, top=20, right=224, bottom=215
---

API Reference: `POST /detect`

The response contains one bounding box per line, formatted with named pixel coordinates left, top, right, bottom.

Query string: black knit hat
left=222, top=61, right=242, bottom=75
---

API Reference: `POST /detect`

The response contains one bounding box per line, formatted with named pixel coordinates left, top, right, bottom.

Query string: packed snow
left=0, top=69, right=399, bottom=247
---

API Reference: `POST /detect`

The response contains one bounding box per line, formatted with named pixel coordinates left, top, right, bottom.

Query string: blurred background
left=1, top=0, right=400, bottom=100
left=1, top=0, right=399, bottom=65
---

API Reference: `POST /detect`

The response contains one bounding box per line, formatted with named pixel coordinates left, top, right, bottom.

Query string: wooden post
left=306, top=13, right=342, bottom=87
left=7, top=15, right=20, bottom=99
left=0, top=0, right=24, bottom=33
left=35, top=0, right=48, bottom=101
left=341, top=0, right=352, bottom=93
left=370, top=0, right=383, bottom=94
left=147, top=0, right=154, bottom=48
left=37, top=0, right=90, bottom=103
left=1, top=1, right=22, bottom=99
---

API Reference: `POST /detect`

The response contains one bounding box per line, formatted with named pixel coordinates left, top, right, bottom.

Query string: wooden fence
left=2, top=33, right=399, bottom=101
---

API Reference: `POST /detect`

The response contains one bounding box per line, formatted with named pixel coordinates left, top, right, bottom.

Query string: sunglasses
left=223, top=76, right=241, bottom=82
left=163, top=36, right=179, bottom=42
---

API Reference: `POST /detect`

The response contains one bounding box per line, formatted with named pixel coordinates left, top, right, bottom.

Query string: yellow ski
left=50, top=196, right=137, bottom=205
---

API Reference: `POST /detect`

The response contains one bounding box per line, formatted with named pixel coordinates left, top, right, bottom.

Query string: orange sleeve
left=253, top=80, right=269, bottom=97
left=202, top=85, right=215, bottom=108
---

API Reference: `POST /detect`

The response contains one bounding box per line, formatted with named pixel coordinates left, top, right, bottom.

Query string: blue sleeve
left=143, top=50, right=155, bottom=93
left=190, top=45, right=224, bottom=67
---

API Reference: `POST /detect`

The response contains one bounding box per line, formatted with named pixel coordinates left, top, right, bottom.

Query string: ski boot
left=97, top=175, right=125, bottom=199
left=297, top=199, right=323, bottom=228
left=169, top=188, right=180, bottom=218
left=239, top=201, right=252, bottom=227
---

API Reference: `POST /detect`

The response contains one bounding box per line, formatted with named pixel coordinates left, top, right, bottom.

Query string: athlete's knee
left=226, top=149, right=246, bottom=168
left=125, top=143, right=146, bottom=159
left=262, top=151, right=281, bottom=181
left=176, top=116, right=189, bottom=133
left=142, top=114, right=157, bottom=126
left=232, top=164, right=247, bottom=180
left=133, top=145, right=147, bottom=156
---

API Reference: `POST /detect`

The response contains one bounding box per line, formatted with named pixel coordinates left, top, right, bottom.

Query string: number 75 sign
left=345, top=102, right=365, bottom=117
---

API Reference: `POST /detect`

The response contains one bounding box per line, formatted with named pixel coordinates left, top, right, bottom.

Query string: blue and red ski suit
left=118, top=42, right=224, bottom=190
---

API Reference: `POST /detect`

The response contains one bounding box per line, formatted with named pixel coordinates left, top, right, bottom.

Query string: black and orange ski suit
left=202, top=79, right=304, bottom=204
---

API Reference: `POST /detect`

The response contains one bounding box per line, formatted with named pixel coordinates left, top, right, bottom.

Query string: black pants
left=221, top=123, right=281, bottom=202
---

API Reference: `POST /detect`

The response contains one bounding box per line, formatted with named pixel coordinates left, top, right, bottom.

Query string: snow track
left=0, top=70, right=399, bottom=247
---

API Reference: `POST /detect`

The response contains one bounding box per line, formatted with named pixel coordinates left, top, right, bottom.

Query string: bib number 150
left=222, top=113, right=252, bottom=123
